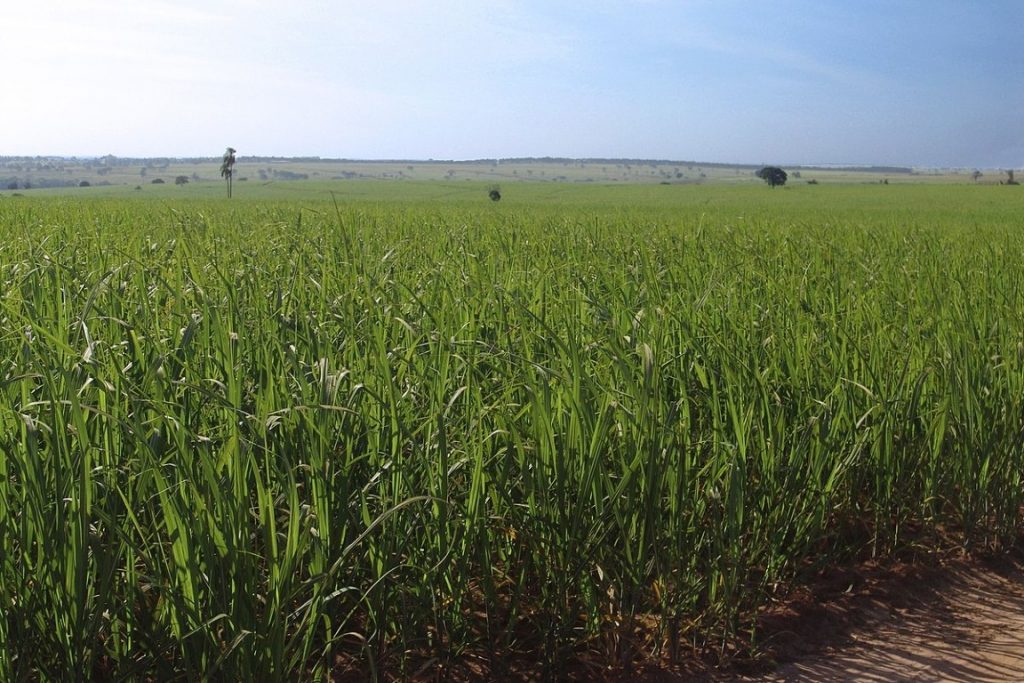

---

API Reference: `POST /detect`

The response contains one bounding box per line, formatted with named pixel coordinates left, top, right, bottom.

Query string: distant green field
left=2, top=155, right=1002, bottom=203
left=7, top=175, right=1021, bottom=214
left=1, top=185, right=1023, bottom=678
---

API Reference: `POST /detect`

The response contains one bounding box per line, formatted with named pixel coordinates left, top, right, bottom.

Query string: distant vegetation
left=220, top=147, right=236, bottom=198
left=0, top=156, right=1011, bottom=197
left=756, top=165, right=788, bottom=187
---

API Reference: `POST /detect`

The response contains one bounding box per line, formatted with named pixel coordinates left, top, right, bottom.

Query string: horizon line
left=3, top=154, right=1016, bottom=171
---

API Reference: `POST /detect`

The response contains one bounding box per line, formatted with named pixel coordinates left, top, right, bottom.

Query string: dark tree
left=756, top=166, right=788, bottom=188
left=489, top=188, right=501, bottom=201
left=79, top=181, right=90, bottom=187
left=175, top=175, right=189, bottom=185
left=151, top=178, right=165, bottom=184
left=221, top=147, right=236, bottom=197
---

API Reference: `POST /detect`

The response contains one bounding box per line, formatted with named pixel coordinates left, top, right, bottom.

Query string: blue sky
left=5, top=1, right=1022, bottom=167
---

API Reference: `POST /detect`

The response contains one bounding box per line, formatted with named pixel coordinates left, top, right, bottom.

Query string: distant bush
left=151, top=178, right=165, bottom=184
left=756, top=166, right=788, bottom=188
left=79, top=181, right=91, bottom=187
left=272, top=170, right=309, bottom=181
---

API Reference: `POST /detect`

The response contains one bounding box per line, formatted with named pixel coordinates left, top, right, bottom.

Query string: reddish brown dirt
left=736, top=550, right=1024, bottom=682
left=591, top=548, right=1024, bottom=682
left=334, top=547, right=1024, bottom=682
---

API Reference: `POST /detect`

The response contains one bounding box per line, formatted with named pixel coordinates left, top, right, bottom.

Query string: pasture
left=1, top=183, right=1022, bottom=678
left=0, top=155, right=993, bottom=202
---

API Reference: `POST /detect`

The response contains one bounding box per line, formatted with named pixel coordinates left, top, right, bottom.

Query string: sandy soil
left=737, top=551, right=1024, bottom=682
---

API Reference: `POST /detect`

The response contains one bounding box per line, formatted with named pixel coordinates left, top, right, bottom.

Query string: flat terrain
left=621, top=550, right=1024, bottom=682
left=1, top=180, right=1022, bottom=679
left=0, top=155, right=1008, bottom=201
left=745, top=551, right=1024, bottom=682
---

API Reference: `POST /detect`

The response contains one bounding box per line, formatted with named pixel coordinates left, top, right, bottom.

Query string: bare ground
left=337, top=546, right=1024, bottom=681
left=597, top=547, right=1024, bottom=683
left=733, top=548, right=1024, bottom=683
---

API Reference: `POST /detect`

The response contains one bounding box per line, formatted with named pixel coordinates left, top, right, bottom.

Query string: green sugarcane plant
left=1, top=188, right=1023, bottom=679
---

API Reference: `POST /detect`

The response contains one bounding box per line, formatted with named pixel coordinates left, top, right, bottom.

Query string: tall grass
left=1, top=194, right=1023, bottom=678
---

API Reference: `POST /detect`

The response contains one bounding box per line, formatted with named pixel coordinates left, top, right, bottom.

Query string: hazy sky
left=5, top=1, right=1022, bottom=167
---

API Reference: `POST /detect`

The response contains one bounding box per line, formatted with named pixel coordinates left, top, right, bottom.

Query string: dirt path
left=434, top=550, right=1024, bottom=681
left=739, top=552, right=1024, bottom=682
